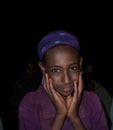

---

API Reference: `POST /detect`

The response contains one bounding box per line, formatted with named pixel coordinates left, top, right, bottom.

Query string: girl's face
left=39, top=45, right=82, bottom=97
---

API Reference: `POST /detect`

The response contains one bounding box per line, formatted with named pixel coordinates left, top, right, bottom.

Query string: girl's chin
left=61, top=90, right=74, bottom=97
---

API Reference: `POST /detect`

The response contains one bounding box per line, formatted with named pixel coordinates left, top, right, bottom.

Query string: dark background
left=1, top=2, right=113, bottom=130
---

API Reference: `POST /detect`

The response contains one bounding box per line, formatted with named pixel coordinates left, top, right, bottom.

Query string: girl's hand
left=66, top=72, right=83, bottom=119
left=43, top=73, right=67, bottom=116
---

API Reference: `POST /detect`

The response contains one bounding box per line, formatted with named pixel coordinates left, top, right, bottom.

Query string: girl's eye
left=69, top=66, right=78, bottom=71
left=51, top=68, right=61, bottom=73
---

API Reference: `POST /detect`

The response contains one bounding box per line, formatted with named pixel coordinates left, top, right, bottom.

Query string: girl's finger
left=73, top=80, right=78, bottom=98
left=78, top=72, right=83, bottom=97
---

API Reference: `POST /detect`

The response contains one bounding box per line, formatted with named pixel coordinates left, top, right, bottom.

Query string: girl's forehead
left=45, top=46, right=79, bottom=65
left=46, top=44, right=78, bottom=54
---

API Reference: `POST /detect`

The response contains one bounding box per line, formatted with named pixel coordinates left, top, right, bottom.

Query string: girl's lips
left=63, top=87, right=72, bottom=92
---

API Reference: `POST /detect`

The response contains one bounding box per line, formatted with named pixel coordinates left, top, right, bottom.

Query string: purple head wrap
left=37, top=30, right=80, bottom=59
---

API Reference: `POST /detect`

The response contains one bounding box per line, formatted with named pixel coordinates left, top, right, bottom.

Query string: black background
left=1, top=2, right=113, bottom=129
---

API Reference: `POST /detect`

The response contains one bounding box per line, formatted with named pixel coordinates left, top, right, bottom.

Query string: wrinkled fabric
left=18, top=85, right=109, bottom=130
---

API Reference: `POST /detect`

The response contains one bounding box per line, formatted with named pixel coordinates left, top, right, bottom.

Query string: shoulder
left=18, top=86, right=44, bottom=108
left=83, top=90, right=100, bottom=100
left=18, top=85, right=54, bottom=119
left=82, top=90, right=102, bottom=107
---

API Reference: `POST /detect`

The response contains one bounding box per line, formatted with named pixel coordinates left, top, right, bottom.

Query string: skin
left=39, top=45, right=86, bottom=130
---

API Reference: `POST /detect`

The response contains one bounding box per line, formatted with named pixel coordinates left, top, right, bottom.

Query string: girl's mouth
left=63, top=87, right=73, bottom=92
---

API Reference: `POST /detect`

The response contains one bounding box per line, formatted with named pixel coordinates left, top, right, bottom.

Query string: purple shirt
left=18, top=85, right=109, bottom=130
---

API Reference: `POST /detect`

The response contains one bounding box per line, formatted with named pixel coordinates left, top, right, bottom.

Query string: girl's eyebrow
left=48, top=65, right=62, bottom=69
left=71, top=62, right=79, bottom=64
left=69, top=62, right=79, bottom=66
left=48, top=63, right=79, bottom=69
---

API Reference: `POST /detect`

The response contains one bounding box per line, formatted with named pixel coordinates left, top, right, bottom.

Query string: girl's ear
left=38, top=62, right=46, bottom=74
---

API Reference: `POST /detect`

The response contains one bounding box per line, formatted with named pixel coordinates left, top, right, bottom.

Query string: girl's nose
left=62, top=71, right=71, bottom=84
